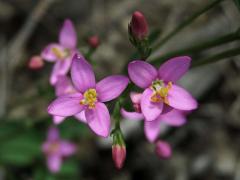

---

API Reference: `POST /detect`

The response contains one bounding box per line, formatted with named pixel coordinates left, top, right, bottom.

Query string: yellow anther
left=80, top=89, right=97, bottom=109
left=51, top=47, right=69, bottom=60
left=150, top=80, right=172, bottom=104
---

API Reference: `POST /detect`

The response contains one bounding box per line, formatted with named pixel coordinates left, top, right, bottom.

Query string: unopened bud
left=88, top=35, right=100, bottom=49
left=155, top=140, right=172, bottom=159
left=28, top=55, right=44, bottom=70
left=129, top=11, right=148, bottom=40
left=112, top=144, right=126, bottom=169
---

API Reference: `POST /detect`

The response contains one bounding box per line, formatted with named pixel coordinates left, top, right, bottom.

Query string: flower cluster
left=33, top=11, right=198, bottom=172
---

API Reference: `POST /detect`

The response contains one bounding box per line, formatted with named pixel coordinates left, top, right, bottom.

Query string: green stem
left=112, top=100, right=121, bottom=130
left=152, top=0, right=225, bottom=50
left=192, top=46, right=240, bottom=67
left=85, top=47, right=96, bottom=60
left=151, top=30, right=240, bottom=65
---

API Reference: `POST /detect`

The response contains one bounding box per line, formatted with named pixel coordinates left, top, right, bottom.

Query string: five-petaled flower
left=42, top=127, right=76, bottom=173
left=128, top=56, right=198, bottom=122
left=48, top=54, right=129, bottom=137
left=121, top=92, right=188, bottom=142
left=41, top=19, right=79, bottom=85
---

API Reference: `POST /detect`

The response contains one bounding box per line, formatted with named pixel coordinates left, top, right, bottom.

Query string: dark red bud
left=88, top=35, right=100, bottom=48
left=130, top=11, right=148, bottom=39
left=112, top=145, right=126, bottom=169
left=28, top=55, right=44, bottom=70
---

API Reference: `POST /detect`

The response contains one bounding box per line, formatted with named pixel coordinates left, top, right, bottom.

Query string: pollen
left=80, top=88, right=97, bottom=109
left=150, top=80, right=172, bottom=105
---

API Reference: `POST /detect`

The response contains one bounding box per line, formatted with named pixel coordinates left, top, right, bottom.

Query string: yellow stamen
left=150, top=80, right=172, bottom=105
left=51, top=47, right=69, bottom=60
left=80, top=88, right=97, bottom=109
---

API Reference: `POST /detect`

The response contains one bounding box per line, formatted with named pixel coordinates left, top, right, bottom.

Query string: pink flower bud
left=130, top=11, right=148, bottom=39
left=112, top=144, right=126, bottom=169
left=28, top=55, right=44, bottom=70
left=155, top=140, right=172, bottom=159
left=88, top=35, right=100, bottom=48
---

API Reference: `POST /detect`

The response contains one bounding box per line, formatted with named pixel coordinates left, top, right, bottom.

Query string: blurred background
left=0, top=0, right=240, bottom=179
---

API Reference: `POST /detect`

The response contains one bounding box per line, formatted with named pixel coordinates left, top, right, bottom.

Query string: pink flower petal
left=47, top=127, right=59, bottom=141
left=55, top=75, right=76, bottom=96
left=41, top=43, right=63, bottom=62
left=48, top=93, right=84, bottom=117
left=85, top=103, right=110, bottom=137
left=60, top=141, right=76, bottom=156
left=130, top=92, right=142, bottom=104
left=168, top=84, right=198, bottom=111
left=47, top=154, right=62, bottom=173
left=96, top=75, right=129, bottom=102
left=53, top=116, right=66, bottom=124
left=155, top=140, right=172, bottom=159
left=158, top=56, right=191, bottom=83
left=140, top=88, right=163, bottom=121
left=71, top=54, right=96, bottom=93
left=159, top=109, right=187, bottom=126
left=42, top=142, right=51, bottom=153
left=59, top=19, right=77, bottom=49
left=144, top=119, right=160, bottom=142
left=50, top=60, right=72, bottom=85
left=120, top=108, right=144, bottom=121
left=128, top=60, right=157, bottom=89
left=74, top=111, right=87, bottom=123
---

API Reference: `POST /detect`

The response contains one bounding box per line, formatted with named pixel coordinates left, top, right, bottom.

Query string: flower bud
left=155, top=140, right=172, bottom=159
left=28, top=55, right=44, bottom=70
left=88, top=35, right=100, bottom=49
left=112, top=144, right=126, bottom=169
left=129, top=11, right=148, bottom=40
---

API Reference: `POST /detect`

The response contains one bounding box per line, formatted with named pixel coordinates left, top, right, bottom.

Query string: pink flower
left=129, top=11, right=148, bottom=39
left=121, top=92, right=187, bottom=142
left=28, top=55, right=44, bottom=70
left=48, top=54, right=129, bottom=137
left=112, top=144, right=126, bottom=169
left=41, top=19, right=79, bottom=85
left=52, top=75, right=86, bottom=125
left=155, top=140, right=172, bottom=159
left=42, top=127, right=76, bottom=173
left=128, top=56, right=198, bottom=122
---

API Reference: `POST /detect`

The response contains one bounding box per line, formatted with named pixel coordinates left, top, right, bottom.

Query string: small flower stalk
left=112, top=130, right=126, bottom=170
left=128, top=11, right=151, bottom=60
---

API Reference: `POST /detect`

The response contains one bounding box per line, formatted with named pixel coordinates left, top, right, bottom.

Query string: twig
left=152, top=0, right=225, bottom=50
left=151, top=29, right=240, bottom=66
left=192, top=46, right=240, bottom=67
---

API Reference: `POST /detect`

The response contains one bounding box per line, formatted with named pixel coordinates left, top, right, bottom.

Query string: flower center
left=150, top=80, right=172, bottom=105
left=51, top=47, right=70, bottom=60
left=80, top=88, right=97, bottom=109
left=48, top=141, right=59, bottom=154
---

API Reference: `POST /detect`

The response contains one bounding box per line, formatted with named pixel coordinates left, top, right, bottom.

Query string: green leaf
left=58, top=159, right=79, bottom=176
left=0, top=131, right=42, bottom=166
